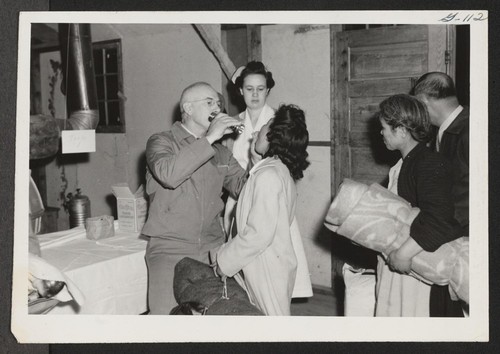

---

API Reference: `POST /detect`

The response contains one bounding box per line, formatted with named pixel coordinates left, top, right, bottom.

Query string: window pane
left=93, top=49, right=103, bottom=74
left=107, top=101, right=121, bottom=126
left=92, top=40, right=124, bottom=133
left=344, top=25, right=367, bottom=31
left=106, top=74, right=118, bottom=100
left=96, top=76, right=105, bottom=99
left=105, top=48, right=118, bottom=73
left=98, top=101, right=107, bottom=126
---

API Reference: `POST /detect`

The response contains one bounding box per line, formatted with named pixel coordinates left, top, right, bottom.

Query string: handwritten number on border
left=440, top=12, right=488, bottom=23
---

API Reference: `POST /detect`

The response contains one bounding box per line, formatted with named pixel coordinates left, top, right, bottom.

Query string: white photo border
left=12, top=10, right=488, bottom=343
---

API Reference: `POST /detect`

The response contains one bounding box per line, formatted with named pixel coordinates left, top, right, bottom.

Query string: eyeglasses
left=186, top=97, right=222, bottom=109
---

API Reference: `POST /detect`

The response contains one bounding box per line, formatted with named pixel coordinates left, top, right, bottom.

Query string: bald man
left=142, top=82, right=248, bottom=314
left=413, top=72, right=469, bottom=317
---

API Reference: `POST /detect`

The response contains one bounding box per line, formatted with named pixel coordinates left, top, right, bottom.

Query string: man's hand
left=206, top=113, right=244, bottom=144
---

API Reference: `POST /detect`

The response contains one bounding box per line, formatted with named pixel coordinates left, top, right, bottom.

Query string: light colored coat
left=217, top=157, right=312, bottom=315
left=223, top=104, right=275, bottom=234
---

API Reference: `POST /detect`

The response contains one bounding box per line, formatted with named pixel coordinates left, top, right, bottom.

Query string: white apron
left=375, top=159, right=432, bottom=317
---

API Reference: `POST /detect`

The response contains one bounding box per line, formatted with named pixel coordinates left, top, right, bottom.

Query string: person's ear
left=182, top=102, right=192, bottom=115
left=239, top=88, right=244, bottom=96
left=418, top=95, right=430, bottom=105
left=396, top=126, right=408, bottom=138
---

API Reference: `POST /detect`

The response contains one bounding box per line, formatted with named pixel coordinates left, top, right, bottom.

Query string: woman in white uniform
left=223, top=61, right=276, bottom=235
left=215, top=104, right=312, bottom=316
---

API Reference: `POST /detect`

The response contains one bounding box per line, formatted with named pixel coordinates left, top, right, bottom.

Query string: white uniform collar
left=243, top=104, right=274, bottom=131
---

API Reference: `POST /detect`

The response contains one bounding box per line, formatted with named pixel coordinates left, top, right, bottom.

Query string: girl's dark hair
left=264, top=104, right=310, bottom=181
left=379, top=94, right=431, bottom=143
left=234, top=61, right=275, bottom=91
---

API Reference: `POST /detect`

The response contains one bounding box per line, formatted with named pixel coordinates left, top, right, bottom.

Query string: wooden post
left=194, top=24, right=236, bottom=81
left=330, top=24, right=347, bottom=309
left=246, top=25, right=262, bottom=62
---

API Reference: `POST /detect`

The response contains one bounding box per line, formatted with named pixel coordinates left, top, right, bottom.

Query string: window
left=343, top=24, right=401, bottom=31
left=93, top=40, right=125, bottom=133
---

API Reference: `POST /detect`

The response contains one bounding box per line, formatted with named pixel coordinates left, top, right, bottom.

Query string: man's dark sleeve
left=409, top=155, right=462, bottom=252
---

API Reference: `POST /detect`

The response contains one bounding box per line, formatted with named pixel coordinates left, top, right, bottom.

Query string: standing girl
left=376, top=94, right=462, bottom=316
left=215, top=104, right=312, bottom=315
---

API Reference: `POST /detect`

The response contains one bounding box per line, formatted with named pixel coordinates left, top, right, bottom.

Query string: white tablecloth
left=38, top=222, right=148, bottom=315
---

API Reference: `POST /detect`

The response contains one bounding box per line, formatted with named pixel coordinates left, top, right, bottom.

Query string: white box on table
left=111, top=183, right=148, bottom=232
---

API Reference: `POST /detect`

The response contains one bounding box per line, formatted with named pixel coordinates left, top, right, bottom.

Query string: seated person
left=142, top=82, right=248, bottom=314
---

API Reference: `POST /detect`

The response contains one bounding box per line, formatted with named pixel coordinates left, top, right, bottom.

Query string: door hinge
left=445, top=49, right=452, bottom=65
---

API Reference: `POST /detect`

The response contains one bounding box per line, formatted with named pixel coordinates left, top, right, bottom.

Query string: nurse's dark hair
left=234, top=61, right=275, bottom=91
left=264, top=104, right=310, bottom=181
left=378, top=94, right=431, bottom=143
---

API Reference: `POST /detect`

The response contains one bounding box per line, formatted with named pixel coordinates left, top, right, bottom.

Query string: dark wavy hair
left=379, top=94, right=431, bottom=143
left=234, top=61, right=275, bottom=92
left=263, top=104, right=310, bottom=181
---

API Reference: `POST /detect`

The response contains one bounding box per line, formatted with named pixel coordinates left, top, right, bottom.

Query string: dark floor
left=290, top=288, right=339, bottom=316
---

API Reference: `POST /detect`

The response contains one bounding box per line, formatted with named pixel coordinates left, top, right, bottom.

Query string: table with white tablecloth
left=38, top=222, right=150, bottom=315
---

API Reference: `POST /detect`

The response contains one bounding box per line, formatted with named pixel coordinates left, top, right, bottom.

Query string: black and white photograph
left=10, top=10, right=488, bottom=343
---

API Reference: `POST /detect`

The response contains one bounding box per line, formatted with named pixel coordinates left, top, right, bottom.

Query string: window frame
left=92, top=39, right=125, bottom=134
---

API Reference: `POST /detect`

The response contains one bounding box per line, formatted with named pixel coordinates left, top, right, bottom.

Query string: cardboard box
left=111, top=183, right=148, bottom=232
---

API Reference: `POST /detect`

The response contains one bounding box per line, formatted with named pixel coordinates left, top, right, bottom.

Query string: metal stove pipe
left=59, top=23, right=99, bottom=130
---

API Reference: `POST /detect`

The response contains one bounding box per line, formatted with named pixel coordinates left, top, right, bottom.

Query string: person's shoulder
left=148, top=130, right=174, bottom=143
left=460, top=106, right=470, bottom=119
left=418, top=145, right=443, bottom=159
left=416, top=145, right=451, bottom=172
left=254, top=166, right=282, bottom=187
left=447, top=106, right=469, bottom=135
left=254, top=159, right=286, bottom=180
left=146, top=128, right=179, bottom=152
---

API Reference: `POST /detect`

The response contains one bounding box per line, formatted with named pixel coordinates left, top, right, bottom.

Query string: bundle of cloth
left=324, top=179, right=469, bottom=303
left=28, top=253, right=85, bottom=314
left=172, top=257, right=263, bottom=315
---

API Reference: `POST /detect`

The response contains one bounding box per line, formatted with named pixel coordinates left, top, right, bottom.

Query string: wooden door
left=331, top=25, right=453, bottom=195
left=329, top=25, right=454, bottom=308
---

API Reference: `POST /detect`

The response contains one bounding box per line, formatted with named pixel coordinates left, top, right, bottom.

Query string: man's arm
left=221, top=146, right=248, bottom=200
left=453, top=125, right=469, bottom=232
left=146, top=133, right=214, bottom=189
left=409, top=155, right=461, bottom=251
left=147, top=113, right=245, bottom=189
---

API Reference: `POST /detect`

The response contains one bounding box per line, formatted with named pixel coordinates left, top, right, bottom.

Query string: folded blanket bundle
left=28, top=253, right=85, bottom=314
left=324, top=179, right=469, bottom=303
left=173, top=257, right=263, bottom=315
